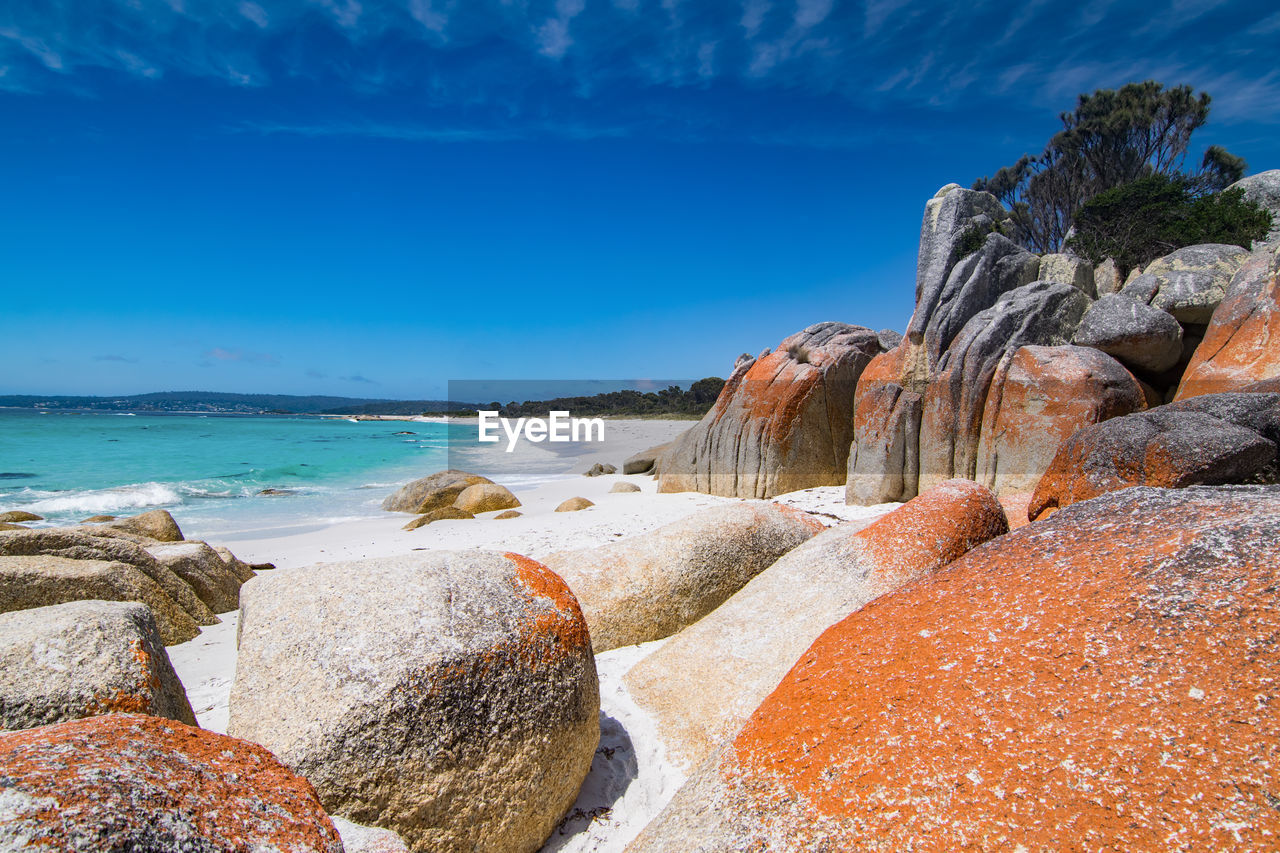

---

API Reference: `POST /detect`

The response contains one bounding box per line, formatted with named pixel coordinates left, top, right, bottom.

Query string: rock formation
left=0, top=600, right=195, bottom=730
left=541, top=502, right=822, bottom=653
left=381, top=470, right=493, bottom=514
left=658, top=322, right=883, bottom=498
left=453, top=482, right=521, bottom=514
left=625, top=480, right=1006, bottom=769
left=632, top=485, right=1280, bottom=851
left=229, top=550, right=599, bottom=853
left=0, top=714, right=343, bottom=851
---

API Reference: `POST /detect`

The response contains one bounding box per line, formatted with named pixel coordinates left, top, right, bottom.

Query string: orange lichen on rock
left=504, top=551, right=593, bottom=662
left=0, top=714, right=343, bottom=852
left=659, top=485, right=1280, bottom=851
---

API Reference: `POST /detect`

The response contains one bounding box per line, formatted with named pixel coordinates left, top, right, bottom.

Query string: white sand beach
left=168, top=418, right=891, bottom=852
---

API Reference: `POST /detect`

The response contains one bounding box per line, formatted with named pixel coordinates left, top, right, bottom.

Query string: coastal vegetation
left=973, top=81, right=1256, bottom=254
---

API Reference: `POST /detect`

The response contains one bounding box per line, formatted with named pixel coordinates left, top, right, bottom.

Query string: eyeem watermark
left=478, top=410, right=606, bottom=452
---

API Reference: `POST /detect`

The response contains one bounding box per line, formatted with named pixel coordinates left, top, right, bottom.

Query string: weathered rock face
left=542, top=503, right=822, bottom=653
left=1120, top=243, right=1250, bottom=324
left=229, top=550, right=599, bottom=853
left=0, top=556, right=199, bottom=645
left=402, top=506, right=474, bottom=530
left=0, top=601, right=195, bottom=731
left=658, top=323, right=883, bottom=498
left=974, top=345, right=1146, bottom=495
left=1093, top=257, right=1122, bottom=295
left=583, top=462, right=617, bottom=477
left=1177, top=243, right=1280, bottom=400
left=1072, top=292, right=1185, bottom=373
left=381, top=470, right=493, bottom=514
left=1038, top=252, right=1096, bottom=297
left=0, top=529, right=221, bottom=626
left=1029, top=392, right=1280, bottom=521
left=103, top=509, right=184, bottom=543
left=146, top=541, right=246, bottom=614
left=908, top=185, right=1014, bottom=354
left=0, top=714, right=343, bottom=852
left=846, top=346, right=924, bottom=504
left=453, top=482, right=521, bottom=514
left=1228, top=169, right=1280, bottom=245
left=914, top=232, right=1042, bottom=366
left=622, top=441, right=675, bottom=475
left=917, top=280, right=1092, bottom=494
left=626, top=480, right=1006, bottom=769
left=631, top=485, right=1280, bottom=852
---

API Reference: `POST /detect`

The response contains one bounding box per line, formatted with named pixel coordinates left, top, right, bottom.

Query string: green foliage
left=974, top=81, right=1246, bottom=253
left=493, top=378, right=726, bottom=420
left=1066, top=174, right=1272, bottom=274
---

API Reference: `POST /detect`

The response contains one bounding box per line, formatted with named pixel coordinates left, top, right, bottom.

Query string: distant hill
left=0, top=392, right=475, bottom=415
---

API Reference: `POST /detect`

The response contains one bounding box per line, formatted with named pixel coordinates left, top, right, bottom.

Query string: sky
left=2, top=0, right=1278, bottom=400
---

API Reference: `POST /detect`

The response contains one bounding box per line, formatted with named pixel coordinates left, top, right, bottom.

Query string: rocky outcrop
left=0, top=556, right=199, bottom=645
left=1029, top=392, right=1279, bottom=521
left=453, top=482, right=521, bottom=514
left=1072, top=293, right=1185, bottom=373
left=494, top=510, right=522, bottom=519
left=1228, top=169, right=1280, bottom=245
left=0, top=601, right=195, bottom=730
left=1093, top=257, right=1121, bottom=295
left=1039, top=253, right=1095, bottom=296
left=541, top=503, right=822, bottom=653
left=973, top=345, right=1146, bottom=495
left=554, top=497, right=594, bottom=512
left=103, top=509, right=185, bottom=542
left=1176, top=243, right=1280, bottom=399
left=229, top=550, right=598, bottom=853
left=146, top=541, right=247, bottom=614
left=631, top=485, right=1280, bottom=852
left=609, top=481, right=641, bottom=493
left=402, top=506, right=474, bottom=530
left=381, top=470, right=493, bottom=514
left=846, top=346, right=924, bottom=503
left=625, top=480, right=1006, bottom=769
left=917, top=280, right=1092, bottom=494
left=622, top=441, right=674, bottom=475
left=0, top=511, right=41, bottom=523
left=584, top=463, right=617, bottom=477
left=0, top=714, right=343, bottom=851
left=1120, top=243, right=1250, bottom=324
left=658, top=323, right=883, bottom=498
left=0, top=529, right=226, bottom=625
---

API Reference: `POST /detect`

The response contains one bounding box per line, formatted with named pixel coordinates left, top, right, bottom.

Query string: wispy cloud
left=204, top=347, right=279, bottom=365
left=1, top=0, right=1275, bottom=131
left=94, top=354, right=137, bottom=363
left=342, top=374, right=378, bottom=384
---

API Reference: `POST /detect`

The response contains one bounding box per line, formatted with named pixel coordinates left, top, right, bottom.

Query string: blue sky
left=2, top=0, right=1278, bottom=400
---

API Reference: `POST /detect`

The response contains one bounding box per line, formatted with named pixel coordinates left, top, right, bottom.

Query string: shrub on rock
left=0, top=600, right=195, bottom=730
left=229, top=550, right=598, bottom=853
left=0, top=714, right=343, bottom=851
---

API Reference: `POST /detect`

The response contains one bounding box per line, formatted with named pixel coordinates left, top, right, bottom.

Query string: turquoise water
left=0, top=410, right=467, bottom=539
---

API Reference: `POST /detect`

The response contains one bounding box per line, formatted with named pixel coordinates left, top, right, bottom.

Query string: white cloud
left=239, top=2, right=270, bottom=28
left=794, top=0, right=832, bottom=30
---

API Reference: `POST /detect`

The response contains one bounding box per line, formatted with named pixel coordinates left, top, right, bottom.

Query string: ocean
left=0, top=410, right=476, bottom=540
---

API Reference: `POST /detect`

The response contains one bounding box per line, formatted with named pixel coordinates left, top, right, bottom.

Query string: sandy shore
left=168, top=419, right=893, bottom=852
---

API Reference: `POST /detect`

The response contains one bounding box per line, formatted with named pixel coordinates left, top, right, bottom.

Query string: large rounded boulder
left=541, top=502, right=823, bottom=652
left=228, top=550, right=599, bottom=853
left=626, top=480, right=1007, bottom=769
left=381, top=470, right=493, bottom=514
left=0, top=714, right=343, bottom=851
left=0, top=601, right=195, bottom=731
left=633, top=485, right=1280, bottom=851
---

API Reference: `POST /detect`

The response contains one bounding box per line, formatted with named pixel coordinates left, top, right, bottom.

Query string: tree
left=1065, top=173, right=1271, bottom=275
left=973, top=82, right=1246, bottom=253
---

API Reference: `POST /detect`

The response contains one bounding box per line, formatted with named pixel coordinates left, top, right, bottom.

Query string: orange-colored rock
left=0, top=714, right=342, bottom=851
left=975, top=345, right=1146, bottom=495
left=631, top=485, right=1280, bottom=851
left=846, top=345, right=925, bottom=503
left=659, top=323, right=883, bottom=498
left=1177, top=243, right=1280, bottom=400
left=1029, top=392, right=1279, bottom=521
